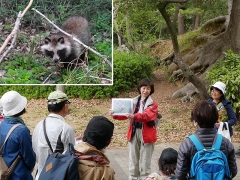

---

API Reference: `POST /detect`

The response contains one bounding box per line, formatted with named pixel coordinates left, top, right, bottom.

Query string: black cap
left=159, top=147, right=178, bottom=165
left=83, top=116, right=114, bottom=149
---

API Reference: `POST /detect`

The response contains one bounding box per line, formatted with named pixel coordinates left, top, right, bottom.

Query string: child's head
left=137, top=78, right=154, bottom=95
left=158, top=147, right=178, bottom=176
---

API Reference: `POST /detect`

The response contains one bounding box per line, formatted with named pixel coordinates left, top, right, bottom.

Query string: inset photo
left=0, top=0, right=112, bottom=84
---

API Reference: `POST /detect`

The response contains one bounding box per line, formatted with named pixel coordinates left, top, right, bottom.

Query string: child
left=146, top=148, right=177, bottom=180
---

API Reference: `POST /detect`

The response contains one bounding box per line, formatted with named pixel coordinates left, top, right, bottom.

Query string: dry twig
left=0, top=0, right=33, bottom=62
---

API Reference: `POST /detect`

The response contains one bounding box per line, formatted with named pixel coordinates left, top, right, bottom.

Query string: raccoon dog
left=41, top=16, right=91, bottom=68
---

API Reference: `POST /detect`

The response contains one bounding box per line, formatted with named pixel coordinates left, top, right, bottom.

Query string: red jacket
left=112, top=95, right=158, bottom=143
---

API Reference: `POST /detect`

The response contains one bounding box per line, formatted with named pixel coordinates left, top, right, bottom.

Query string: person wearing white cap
left=208, top=81, right=237, bottom=139
left=32, top=90, right=75, bottom=180
left=0, top=90, right=36, bottom=180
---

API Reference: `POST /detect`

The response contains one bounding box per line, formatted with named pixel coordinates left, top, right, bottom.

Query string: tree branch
left=0, top=0, right=33, bottom=62
left=32, top=8, right=112, bottom=70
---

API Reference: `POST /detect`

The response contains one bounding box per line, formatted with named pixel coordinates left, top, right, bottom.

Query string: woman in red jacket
left=110, top=78, right=159, bottom=180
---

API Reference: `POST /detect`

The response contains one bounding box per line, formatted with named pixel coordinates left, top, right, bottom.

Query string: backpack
left=38, top=119, right=79, bottom=180
left=188, top=134, right=231, bottom=180
left=38, top=143, right=79, bottom=180
left=0, top=124, right=22, bottom=180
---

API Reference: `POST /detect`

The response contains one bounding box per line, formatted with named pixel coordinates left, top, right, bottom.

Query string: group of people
left=0, top=90, right=115, bottom=180
left=0, top=78, right=238, bottom=180
left=110, top=79, right=238, bottom=180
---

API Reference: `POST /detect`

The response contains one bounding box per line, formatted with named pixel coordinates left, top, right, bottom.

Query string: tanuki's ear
left=44, top=37, right=51, bottom=44
left=58, top=37, right=65, bottom=44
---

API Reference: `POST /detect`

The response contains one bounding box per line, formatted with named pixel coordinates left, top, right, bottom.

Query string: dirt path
left=22, top=69, right=240, bottom=147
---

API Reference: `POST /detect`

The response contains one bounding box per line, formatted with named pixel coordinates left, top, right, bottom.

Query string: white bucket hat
left=211, top=81, right=226, bottom=94
left=1, top=91, right=27, bottom=116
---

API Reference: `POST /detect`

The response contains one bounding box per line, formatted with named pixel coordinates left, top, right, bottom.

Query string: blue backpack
left=188, top=134, right=231, bottom=180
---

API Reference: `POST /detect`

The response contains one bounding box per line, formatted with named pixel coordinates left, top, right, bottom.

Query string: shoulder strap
left=188, top=134, right=204, bottom=151
left=43, top=119, right=54, bottom=153
left=43, top=119, right=64, bottom=153
left=0, top=124, right=22, bottom=179
left=212, top=134, right=222, bottom=150
left=55, top=130, right=64, bottom=153
left=0, top=124, right=22, bottom=154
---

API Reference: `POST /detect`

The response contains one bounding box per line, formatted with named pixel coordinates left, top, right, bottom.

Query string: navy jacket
left=175, top=128, right=237, bottom=180
left=208, top=98, right=237, bottom=136
left=0, top=117, right=36, bottom=180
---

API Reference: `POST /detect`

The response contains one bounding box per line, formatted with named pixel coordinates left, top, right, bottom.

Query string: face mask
left=193, top=121, right=198, bottom=127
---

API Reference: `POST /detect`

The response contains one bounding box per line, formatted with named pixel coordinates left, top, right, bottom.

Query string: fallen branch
left=0, top=12, right=21, bottom=62
left=32, top=8, right=112, bottom=70
left=0, top=0, right=33, bottom=62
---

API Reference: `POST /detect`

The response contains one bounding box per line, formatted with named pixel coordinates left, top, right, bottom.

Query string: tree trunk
left=56, top=85, right=65, bottom=93
left=223, top=0, right=240, bottom=53
left=193, top=14, right=200, bottom=30
left=113, top=7, right=122, bottom=49
left=178, top=12, right=185, bottom=34
left=126, top=10, right=135, bottom=50
left=173, top=4, right=180, bottom=26
left=157, top=1, right=209, bottom=99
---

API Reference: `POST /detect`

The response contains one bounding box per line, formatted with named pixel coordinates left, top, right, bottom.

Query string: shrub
left=206, top=50, right=240, bottom=113
left=0, top=50, right=155, bottom=99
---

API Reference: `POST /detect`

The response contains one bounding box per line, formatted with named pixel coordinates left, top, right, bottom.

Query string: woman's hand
left=75, top=134, right=83, bottom=141
left=126, top=113, right=134, bottom=119
left=109, top=109, right=114, bottom=116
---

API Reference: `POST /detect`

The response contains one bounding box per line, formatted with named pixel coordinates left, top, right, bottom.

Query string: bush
left=206, top=50, right=240, bottom=112
left=66, top=50, right=155, bottom=99
left=0, top=50, right=155, bottom=99
left=0, top=86, right=55, bottom=99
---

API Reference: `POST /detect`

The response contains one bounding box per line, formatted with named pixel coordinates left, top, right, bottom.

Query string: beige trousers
left=128, top=128, right=154, bottom=180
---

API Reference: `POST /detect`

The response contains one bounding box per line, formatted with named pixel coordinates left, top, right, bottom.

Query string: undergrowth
left=0, top=0, right=112, bottom=84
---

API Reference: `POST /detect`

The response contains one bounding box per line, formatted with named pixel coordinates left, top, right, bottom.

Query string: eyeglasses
left=65, top=100, right=71, bottom=104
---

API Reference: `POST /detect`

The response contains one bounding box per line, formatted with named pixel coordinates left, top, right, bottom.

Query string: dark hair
left=191, top=100, right=218, bottom=128
left=137, top=78, right=154, bottom=95
left=210, top=87, right=226, bottom=100
left=158, top=163, right=176, bottom=177
left=47, top=100, right=67, bottom=112
left=158, top=147, right=178, bottom=176
left=12, top=108, right=26, bottom=117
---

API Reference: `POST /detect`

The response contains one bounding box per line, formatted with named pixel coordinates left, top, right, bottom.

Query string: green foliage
left=171, top=109, right=178, bottom=113
left=113, top=50, right=155, bottom=91
left=0, top=86, right=55, bottom=99
left=0, top=50, right=155, bottom=99
left=114, top=0, right=227, bottom=45
left=0, top=54, right=51, bottom=84
left=65, top=50, right=155, bottom=99
left=178, top=30, right=203, bottom=53
left=206, top=50, right=240, bottom=110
